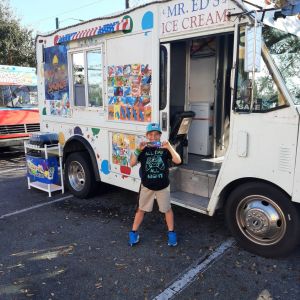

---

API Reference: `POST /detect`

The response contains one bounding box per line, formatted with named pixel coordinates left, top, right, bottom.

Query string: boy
left=129, top=122, right=182, bottom=247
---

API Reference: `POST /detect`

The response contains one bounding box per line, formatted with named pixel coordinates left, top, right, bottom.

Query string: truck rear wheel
left=65, top=152, right=96, bottom=198
left=225, top=182, right=300, bottom=258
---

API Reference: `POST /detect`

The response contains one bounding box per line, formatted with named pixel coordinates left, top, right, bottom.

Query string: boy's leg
left=129, top=186, right=155, bottom=246
left=129, top=209, right=144, bottom=246
left=132, top=208, right=145, bottom=231
left=165, top=208, right=174, bottom=231
left=156, top=186, right=175, bottom=231
left=156, top=188, right=178, bottom=246
left=165, top=209, right=177, bottom=246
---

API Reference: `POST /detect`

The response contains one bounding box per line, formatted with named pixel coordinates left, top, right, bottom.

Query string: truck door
left=214, top=34, right=234, bottom=157
left=159, top=43, right=190, bottom=143
left=159, top=44, right=170, bottom=142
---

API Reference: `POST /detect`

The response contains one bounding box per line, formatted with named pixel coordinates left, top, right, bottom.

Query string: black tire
left=65, top=152, right=96, bottom=199
left=225, top=182, right=300, bottom=258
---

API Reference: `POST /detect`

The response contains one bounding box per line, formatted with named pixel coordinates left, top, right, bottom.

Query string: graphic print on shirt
left=145, top=149, right=165, bottom=179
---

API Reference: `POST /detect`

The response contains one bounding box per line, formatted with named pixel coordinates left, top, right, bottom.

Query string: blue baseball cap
left=146, top=122, right=162, bottom=134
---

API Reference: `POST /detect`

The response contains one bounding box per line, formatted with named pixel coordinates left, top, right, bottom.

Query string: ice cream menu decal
left=107, top=64, right=152, bottom=122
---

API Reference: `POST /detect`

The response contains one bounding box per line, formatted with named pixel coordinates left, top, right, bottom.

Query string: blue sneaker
left=129, top=231, right=140, bottom=246
left=168, top=231, right=177, bottom=247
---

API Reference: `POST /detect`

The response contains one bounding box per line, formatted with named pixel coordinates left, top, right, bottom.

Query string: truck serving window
left=71, top=47, right=103, bottom=108
left=234, top=26, right=287, bottom=113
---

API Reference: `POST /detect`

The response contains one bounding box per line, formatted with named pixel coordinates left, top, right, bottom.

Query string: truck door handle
left=162, top=112, right=167, bottom=131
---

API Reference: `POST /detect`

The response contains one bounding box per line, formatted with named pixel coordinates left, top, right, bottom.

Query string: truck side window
left=234, top=27, right=287, bottom=112
left=71, top=47, right=103, bottom=108
left=72, top=52, right=85, bottom=107
left=87, top=50, right=103, bottom=107
left=264, top=26, right=300, bottom=106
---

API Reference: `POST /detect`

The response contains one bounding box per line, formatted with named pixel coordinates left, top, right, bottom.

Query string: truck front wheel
left=225, top=182, right=300, bottom=258
left=65, top=152, right=96, bottom=198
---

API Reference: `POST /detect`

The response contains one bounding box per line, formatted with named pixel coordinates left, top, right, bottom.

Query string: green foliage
left=263, top=26, right=300, bottom=104
left=0, top=0, right=35, bottom=67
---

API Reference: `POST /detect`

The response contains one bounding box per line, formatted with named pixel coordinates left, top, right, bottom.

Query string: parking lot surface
left=0, top=147, right=299, bottom=300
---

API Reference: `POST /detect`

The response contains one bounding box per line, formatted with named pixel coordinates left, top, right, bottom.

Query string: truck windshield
left=0, top=85, right=38, bottom=108
left=263, top=25, right=300, bottom=105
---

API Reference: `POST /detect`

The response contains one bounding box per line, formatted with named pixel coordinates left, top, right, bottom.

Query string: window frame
left=69, top=44, right=104, bottom=109
left=159, top=45, right=168, bottom=111
left=233, top=24, right=289, bottom=114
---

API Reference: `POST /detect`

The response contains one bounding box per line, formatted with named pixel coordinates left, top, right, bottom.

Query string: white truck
left=36, top=0, right=300, bottom=257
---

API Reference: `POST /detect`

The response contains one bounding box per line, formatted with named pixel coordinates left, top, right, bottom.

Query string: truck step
left=170, top=167, right=216, bottom=198
left=171, top=191, right=209, bottom=214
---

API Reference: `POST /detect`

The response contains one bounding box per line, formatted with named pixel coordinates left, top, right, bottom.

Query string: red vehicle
left=0, top=65, right=40, bottom=147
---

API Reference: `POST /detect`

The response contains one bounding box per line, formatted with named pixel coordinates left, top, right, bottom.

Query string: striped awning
left=57, top=17, right=132, bottom=44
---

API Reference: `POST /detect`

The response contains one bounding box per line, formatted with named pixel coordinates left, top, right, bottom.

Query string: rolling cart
left=24, top=139, right=64, bottom=197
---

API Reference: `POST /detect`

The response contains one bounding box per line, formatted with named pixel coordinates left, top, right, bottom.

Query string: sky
left=9, top=0, right=127, bottom=34
left=8, top=0, right=273, bottom=34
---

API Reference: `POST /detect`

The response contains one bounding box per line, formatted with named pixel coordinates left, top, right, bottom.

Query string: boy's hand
left=161, top=141, right=171, bottom=150
left=130, top=141, right=146, bottom=167
left=162, top=140, right=182, bottom=164
left=139, top=141, right=147, bottom=151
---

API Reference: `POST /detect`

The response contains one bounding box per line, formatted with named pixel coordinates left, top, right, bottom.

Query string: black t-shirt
left=138, top=146, right=172, bottom=191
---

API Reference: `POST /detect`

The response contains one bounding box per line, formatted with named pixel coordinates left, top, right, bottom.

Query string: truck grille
left=0, top=123, right=40, bottom=135
left=26, top=123, right=40, bottom=133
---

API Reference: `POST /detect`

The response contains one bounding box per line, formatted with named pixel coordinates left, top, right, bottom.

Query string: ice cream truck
left=35, top=0, right=300, bottom=257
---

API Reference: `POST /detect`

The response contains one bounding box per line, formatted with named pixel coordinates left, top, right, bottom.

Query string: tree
left=0, top=0, right=35, bottom=67
left=263, top=25, right=300, bottom=104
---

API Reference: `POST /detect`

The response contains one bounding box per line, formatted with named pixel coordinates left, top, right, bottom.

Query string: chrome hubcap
left=68, top=161, right=86, bottom=191
left=236, top=195, right=286, bottom=245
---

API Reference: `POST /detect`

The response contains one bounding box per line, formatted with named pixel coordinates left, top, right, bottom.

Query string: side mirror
left=273, top=0, right=300, bottom=20
left=244, top=24, right=262, bottom=73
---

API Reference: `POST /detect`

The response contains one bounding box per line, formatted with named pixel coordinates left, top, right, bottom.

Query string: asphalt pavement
left=0, top=147, right=299, bottom=300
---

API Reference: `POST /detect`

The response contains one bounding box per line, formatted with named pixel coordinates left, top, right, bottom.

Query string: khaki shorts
left=138, top=184, right=171, bottom=213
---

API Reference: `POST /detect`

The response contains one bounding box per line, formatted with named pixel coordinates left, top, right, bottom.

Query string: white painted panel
left=189, top=102, right=213, bottom=156
left=106, top=32, right=153, bottom=66
left=189, top=57, right=215, bottom=103
left=292, top=107, right=300, bottom=203
left=209, top=106, right=299, bottom=213
left=237, top=131, right=248, bottom=157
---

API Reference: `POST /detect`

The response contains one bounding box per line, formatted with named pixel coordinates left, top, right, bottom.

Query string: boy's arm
left=162, top=141, right=181, bottom=164
left=130, top=142, right=147, bottom=167
left=130, top=151, right=139, bottom=167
